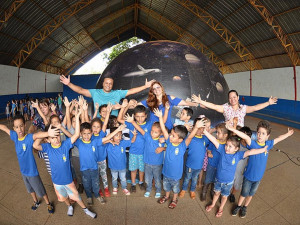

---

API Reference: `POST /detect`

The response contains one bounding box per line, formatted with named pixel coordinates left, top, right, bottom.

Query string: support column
left=293, top=65, right=297, bottom=101
left=17, top=67, right=20, bottom=94
left=250, top=70, right=252, bottom=96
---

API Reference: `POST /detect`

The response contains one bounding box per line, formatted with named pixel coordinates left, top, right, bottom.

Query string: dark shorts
left=22, top=175, right=46, bottom=197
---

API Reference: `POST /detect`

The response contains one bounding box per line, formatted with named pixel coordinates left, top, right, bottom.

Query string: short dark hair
left=134, top=105, right=146, bottom=114
left=183, top=107, right=193, bottom=117
left=13, top=114, right=25, bottom=125
left=216, top=123, right=228, bottom=135
left=152, top=122, right=161, bottom=130
left=193, top=116, right=210, bottom=125
left=50, top=115, right=60, bottom=123
left=228, top=90, right=239, bottom=98
left=39, top=98, right=50, bottom=106
left=99, top=104, right=107, bottom=112
left=80, top=122, right=92, bottom=132
left=239, top=126, right=252, bottom=137
left=227, top=136, right=240, bottom=148
left=257, top=120, right=271, bottom=135
left=173, top=125, right=188, bottom=140
left=108, top=115, right=118, bottom=129
left=91, top=118, right=102, bottom=126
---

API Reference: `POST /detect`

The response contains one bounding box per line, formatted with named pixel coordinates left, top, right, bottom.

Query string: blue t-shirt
left=143, top=132, right=164, bottom=165
left=162, top=138, right=187, bottom=180
left=207, top=141, right=225, bottom=168
left=91, top=131, right=107, bottom=162
left=186, top=135, right=210, bottom=170
left=41, top=138, right=74, bottom=185
left=215, top=145, right=245, bottom=183
left=244, top=139, right=274, bottom=182
left=106, top=140, right=131, bottom=170
left=75, top=138, right=103, bottom=171
left=126, top=121, right=152, bottom=155
left=10, top=131, right=39, bottom=177
left=141, top=95, right=182, bottom=130
left=89, top=89, right=128, bottom=116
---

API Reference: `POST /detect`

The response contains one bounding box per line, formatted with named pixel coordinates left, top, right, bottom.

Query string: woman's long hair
left=146, top=81, right=169, bottom=111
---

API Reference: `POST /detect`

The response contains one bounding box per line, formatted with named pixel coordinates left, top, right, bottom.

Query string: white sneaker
left=113, top=188, right=118, bottom=195
left=83, top=208, right=97, bottom=218
left=122, top=189, right=130, bottom=196
left=67, top=205, right=73, bottom=216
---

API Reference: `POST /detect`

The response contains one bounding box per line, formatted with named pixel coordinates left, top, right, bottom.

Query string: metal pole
left=17, top=67, right=20, bottom=94
left=293, top=65, right=297, bottom=101
left=250, top=70, right=252, bottom=96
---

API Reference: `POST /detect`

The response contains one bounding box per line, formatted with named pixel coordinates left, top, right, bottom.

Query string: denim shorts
left=129, top=153, right=144, bottom=172
left=241, top=177, right=261, bottom=197
left=163, top=176, right=180, bottom=194
left=214, top=179, right=234, bottom=197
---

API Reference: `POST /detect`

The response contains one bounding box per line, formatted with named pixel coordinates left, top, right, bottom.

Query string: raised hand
left=124, top=113, right=134, bottom=123
left=95, top=103, right=99, bottom=109
left=106, top=103, right=113, bottom=114
left=121, top=99, right=128, bottom=108
left=82, top=100, right=88, bottom=111
left=117, top=123, right=126, bottom=131
left=131, top=129, right=137, bottom=136
left=195, top=118, right=206, bottom=128
left=269, top=96, right=278, bottom=105
left=63, top=96, right=71, bottom=107
left=145, top=78, right=156, bottom=88
left=153, top=108, right=162, bottom=118
left=192, top=94, right=202, bottom=104
left=78, top=95, right=84, bottom=107
left=112, top=102, right=122, bottom=110
left=60, top=75, right=70, bottom=85
left=225, top=121, right=234, bottom=130
left=287, top=128, right=294, bottom=136
left=165, top=101, right=170, bottom=110
left=50, top=103, right=56, bottom=112
left=31, top=100, right=39, bottom=109
left=48, top=125, right=60, bottom=137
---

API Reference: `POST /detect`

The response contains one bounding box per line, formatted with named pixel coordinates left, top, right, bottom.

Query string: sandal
left=158, top=195, right=169, bottom=204
left=168, top=199, right=178, bottom=209
left=216, top=210, right=223, bottom=218
left=205, top=205, right=214, bottom=212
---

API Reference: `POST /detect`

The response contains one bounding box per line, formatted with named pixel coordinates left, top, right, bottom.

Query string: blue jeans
left=111, top=169, right=127, bottom=189
left=204, top=164, right=217, bottom=185
left=163, top=176, right=180, bottom=194
left=214, top=179, right=234, bottom=197
left=181, top=166, right=201, bottom=191
left=144, top=163, right=162, bottom=193
left=241, top=177, right=261, bottom=197
left=81, top=169, right=100, bottom=198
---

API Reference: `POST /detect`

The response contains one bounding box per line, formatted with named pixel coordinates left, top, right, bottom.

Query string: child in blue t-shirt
left=228, top=120, right=294, bottom=218
left=118, top=99, right=152, bottom=193
left=174, top=107, right=193, bottom=132
left=0, top=115, right=57, bottom=214
left=201, top=123, right=229, bottom=201
left=154, top=109, right=206, bottom=209
left=33, top=110, right=97, bottom=218
left=179, top=117, right=210, bottom=200
left=106, top=124, right=133, bottom=195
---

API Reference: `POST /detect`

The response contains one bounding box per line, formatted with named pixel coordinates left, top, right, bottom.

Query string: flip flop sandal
left=216, top=210, right=223, bottom=218
left=206, top=205, right=214, bottom=212
left=168, top=199, right=178, bottom=209
left=158, top=195, right=169, bottom=204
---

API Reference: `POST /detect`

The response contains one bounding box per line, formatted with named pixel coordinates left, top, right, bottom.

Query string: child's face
left=39, top=103, right=50, bottom=116
left=225, top=140, right=239, bottom=154
left=13, top=119, right=25, bottom=138
left=150, top=126, right=162, bottom=139
left=216, top=128, right=227, bottom=142
left=257, top=127, right=270, bottom=143
left=169, top=129, right=183, bottom=144
left=240, top=139, right=247, bottom=146
left=205, top=121, right=211, bottom=132
left=81, top=129, right=92, bottom=142
left=196, top=127, right=205, bottom=136
left=135, top=112, right=147, bottom=124
left=100, top=107, right=107, bottom=118
left=47, top=135, right=61, bottom=146
left=51, top=117, right=60, bottom=127
left=92, top=121, right=101, bottom=135
left=71, top=117, right=76, bottom=128
left=112, top=131, right=122, bottom=143
left=180, top=109, right=190, bottom=121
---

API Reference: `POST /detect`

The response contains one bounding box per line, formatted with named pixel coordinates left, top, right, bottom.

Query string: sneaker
left=179, top=190, right=185, bottom=198
left=155, top=193, right=161, bottom=199
left=78, top=183, right=84, bottom=194
left=130, top=185, right=136, bottom=193
left=123, top=189, right=130, bottom=195
left=67, top=205, right=73, bottom=216
left=47, top=203, right=54, bottom=214
left=144, top=192, right=150, bottom=198
left=31, top=201, right=40, bottom=211
left=139, top=183, right=146, bottom=190
left=240, top=206, right=247, bottom=218
left=87, top=197, right=93, bottom=205
left=97, top=196, right=106, bottom=204
left=113, top=188, right=118, bottom=195
left=229, top=193, right=235, bottom=203
left=104, top=187, right=111, bottom=197
left=99, top=189, right=104, bottom=197
left=83, top=208, right=97, bottom=218
left=232, top=205, right=241, bottom=216
left=190, top=191, right=196, bottom=200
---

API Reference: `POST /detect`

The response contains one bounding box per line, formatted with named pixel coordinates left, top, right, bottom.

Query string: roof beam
left=137, top=23, right=167, bottom=40
left=10, top=0, right=95, bottom=68
left=176, top=0, right=262, bottom=71
left=137, top=4, right=232, bottom=74
left=0, top=0, right=25, bottom=31
left=249, top=0, right=299, bottom=66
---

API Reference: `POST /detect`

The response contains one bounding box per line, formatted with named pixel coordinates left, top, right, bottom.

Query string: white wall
left=224, top=66, right=300, bottom=101
left=0, top=64, right=62, bottom=95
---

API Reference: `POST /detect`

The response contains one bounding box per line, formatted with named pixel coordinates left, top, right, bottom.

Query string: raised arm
left=70, top=109, right=81, bottom=144
left=33, top=138, right=43, bottom=151
left=243, top=145, right=268, bottom=158
left=154, top=108, right=169, bottom=140
left=130, top=129, right=137, bottom=143
left=0, top=124, right=10, bottom=135
left=92, top=103, right=100, bottom=119
left=60, top=75, right=91, bottom=98
left=124, top=113, right=145, bottom=135
left=126, top=79, right=155, bottom=96
left=33, top=125, right=60, bottom=140
left=185, top=119, right=206, bottom=146
left=192, top=94, right=224, bottom=113
left=102, top=124, right=126, bottom=143
left=82, top=100, right=90, bottom=123
left=63, top=97, right=72, bottom=129
left=225, top=123, right=251, bottom=146
left=274, top=128, right=294, bottom=145
left=203, top=129, right=220, bottom=149
left=246, top=96, right=277, bottom=114
left=102, top=103, right=112, bottom=132
left=117, top=99, right=129, bottom=124
left=163, top=101, right=170, bottom=123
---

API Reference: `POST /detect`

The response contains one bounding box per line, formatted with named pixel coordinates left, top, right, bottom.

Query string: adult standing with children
left=60, top=75, right=155, bottom=116
left=192, top=90, right=278, bottom=127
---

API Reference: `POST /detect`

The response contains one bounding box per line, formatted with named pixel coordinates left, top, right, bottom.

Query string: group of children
left=0, top=94, right=294, bottom=219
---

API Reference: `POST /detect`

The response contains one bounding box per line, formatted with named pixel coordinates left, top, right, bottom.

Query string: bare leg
left=237, top=195, right=245, bottom=206
left=76, top=199, right=87, bottom=209
left=64, top=198, right=71, bottom=206
left=30, top=192, right=38, bottom=202
left=131, top=170, right=137, bottom=184
left=219, top=195, right=228, bottom=211
left=165, top=191, right=170, bottom=198
left=173, top=193, right=178, bottom=201
left=42, top=194, right=50, bottom=204
left=210, top=191, right=221, bottom=207
left=244, top=196, right=253, bottom=206
left=139, top=171, right=144, bottom=183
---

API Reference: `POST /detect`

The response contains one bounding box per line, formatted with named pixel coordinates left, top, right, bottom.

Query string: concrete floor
left=0, top=116, right=299, bottom=225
